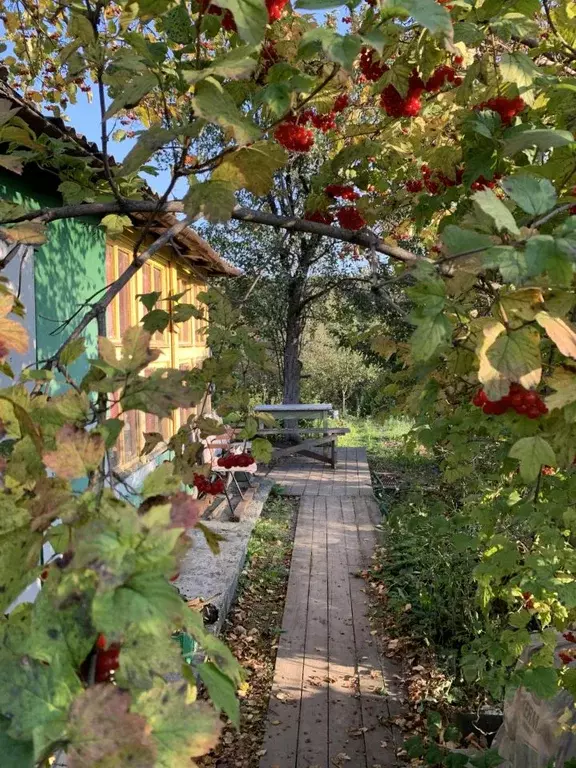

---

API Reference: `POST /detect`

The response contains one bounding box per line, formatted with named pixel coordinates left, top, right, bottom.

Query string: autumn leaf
left=0, top=294, right=28, bottom=356
left=477, top=320, right=541, bottom=400
left=43, top=425, right=105, bottom=480
left=67, top=686, right=156, bottom=768
left=545, top=368, right=576, bottom=411
left=169, top=492, right=202, bottom=529
left=0, top=222, right=46, bottom=244
left=536, top=311, right=576, bottom=360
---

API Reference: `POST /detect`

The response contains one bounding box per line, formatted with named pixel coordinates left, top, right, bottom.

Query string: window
left=105, top=240, right=209, bottom=470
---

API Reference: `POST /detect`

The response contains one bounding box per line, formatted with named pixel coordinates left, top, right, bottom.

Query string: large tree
left=0, top=0, right=576, bottom=762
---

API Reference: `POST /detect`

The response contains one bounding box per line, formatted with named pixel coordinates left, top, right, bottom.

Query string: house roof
left=0, top=77, right=240, bottom=277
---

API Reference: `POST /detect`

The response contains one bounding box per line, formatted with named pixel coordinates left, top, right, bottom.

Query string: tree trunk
left=282, top=278, right=305, bottom=405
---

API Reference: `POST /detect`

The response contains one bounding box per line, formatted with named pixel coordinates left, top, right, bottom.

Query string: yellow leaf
left=536, top=311, right=576, bottom=360
left=43, top=425, right=105, bottom=480
left=0, top=294, right=28, bottom=354
left=500, top=288, right=544, bottom=322
left=476, top=318, right=507, bottom=400
left=0, top=223, right=46, bottom=245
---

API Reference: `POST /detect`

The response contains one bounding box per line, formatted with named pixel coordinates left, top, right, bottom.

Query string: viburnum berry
left=336, top=207, right=366, bottom=230
left=95, top=644, right=121, bottom=683
left=564, top=631, right=576, bottom=643
left=274, top=122, right=314, bottom=152
left=477, top=96, right=526, bottom=126
left=359, top=47, right=388, bottom=81
left=342, top=15, right=352, bottom=22
left=454, top=54, right=463, bottom=66
left=471, top=174, right=502, bottom=191
left=380, top=70, right=424, bottom=118
left=305, top=210, right=334, bottom=225
left=311, top=111, right=336, bottom=132
left=473, top=383, right=548, bottom=418
left=324, top=184, right=359, bottom=201
left=333, top=93, right=349, bottom=113
left=424, top=64, right=455, bottom=93
left=522, top=591, right=535, bottom=610
left=266, top=0, right=289, bottom=22
left=259, top=40, right=279, bottom=78
left=560, top=651, right=574, bottom=665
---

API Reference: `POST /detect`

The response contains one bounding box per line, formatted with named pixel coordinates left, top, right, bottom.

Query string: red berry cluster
left=274, top=121, right=314, bottom=152
left=95, top=635, right=121, bottom=683
left=380, top=70, right=424, bottom=118
left=522, top=591, right=534, bottom=609
left=419, top=164, right=464, bottom=194
left=305, top=210, right=334, bottom=225
left=425, top=64, right=462, bottom=92
left=333, top=94, right=349, bottom=113
left=564, top=631, right=576, bottom=643
left=266, top=0, right=289, bottom=22
left=472, top=383, right=549, bottom=419
left=193, top=474, right=226, bottom=495
left=217, top=452, right=254, bottom=468
left=359, top=47, right=388, bottom=81
left=336, top=207, right=366, bottom=230
left=477, top=96, right=526, bottom=126
left=200, top=0, right=238, bottom=31
left=324, top=184, right=359, bottom=201
left=471, top=173, right=502, bottom=191
left=310, top=112, right=336, bottom=132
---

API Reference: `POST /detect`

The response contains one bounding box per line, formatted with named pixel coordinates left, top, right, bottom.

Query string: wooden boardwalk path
left=259, top=448, right=402, bottom=768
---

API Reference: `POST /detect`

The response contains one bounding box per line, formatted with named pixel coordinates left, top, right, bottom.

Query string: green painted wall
left=0, top=170, right=105, bottom=387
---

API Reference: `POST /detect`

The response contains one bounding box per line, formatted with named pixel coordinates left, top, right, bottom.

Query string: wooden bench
left=257, top=427, right=349, bottom=469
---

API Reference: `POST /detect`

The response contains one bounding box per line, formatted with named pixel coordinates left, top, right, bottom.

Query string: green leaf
left=503, top=128, right=574, bottom=157
left=521, top=666, right=558, bottom=698
left=142, top=462, right=181, bottom=498
left=361, top=29, right=387, bottom=55
left=105, top=74, right=157, bottom=119
left=212, top=0, right=267, bottom=44
left=183, top=180, right=237, bottom=223
left=257, top=83, right=291, bottom=117
left=183, top=45, right=258, bottom=84
left=28, top=590, right=95, bottom=670
left=0, top=717, right=33, bottom=768
left=472, top=188, right=520, bottom=236
left=193, top=78, right=260, bottom=145
left=67, top=685, right=156, bottom=767
left=92, top=573, right=185, bottom=638
left=138, top=291, right=162, bottom=312
left=509, top=436, right=556, bottom=481
left=0, top=653, right=80, bottom=741
left=172, top=303, right=201, bottom=324
left=142, top=308, right=171, bottom=334
left=299, top=29, right=362, bottom=72
left=0, top=526, right=40, bottom=614
left=441, top=225, right=493, bottom=256
left=393, top=0, right=452, bottom=38
left=213, top=141, right=287, bottom=196
left=453, top=20, right=485, bottom=45
left=525, top=235, right=573, bottom=286
left=197, top=662, right=240, bottom=726
left=121, top=126, right=175, bottom=176
left=501, top=175, right=557, bottom=216
left=59, top=337, right=86, bottom=367
left=411, top=314, right=452, bottom=361
left=101, top=214, right=132, bottom=236
left=499, top=52, right=541, bottom=88
left=99, top=417, right=125, bottom=450
left=117, top=632, right=183, bottom=690
left=132, top=681, right=222, bottom=766
left=251, top=436, right=272, bottom=463
left=196, top=521, right=225, bottom=555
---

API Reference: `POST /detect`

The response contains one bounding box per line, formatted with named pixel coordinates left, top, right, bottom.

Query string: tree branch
left=44, top=215, right=194, bottom=368
left=5, top=201, right=424, bottom=265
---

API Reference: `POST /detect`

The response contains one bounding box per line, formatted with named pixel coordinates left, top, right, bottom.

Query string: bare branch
left=5, top=201, right=424, bottom=265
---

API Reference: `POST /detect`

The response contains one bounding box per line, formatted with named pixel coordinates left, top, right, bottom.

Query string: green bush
left=373, top=504, right=482, bottom=657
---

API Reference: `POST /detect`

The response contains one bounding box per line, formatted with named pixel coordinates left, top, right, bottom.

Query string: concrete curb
left=174, top=478, right=276, bottom=635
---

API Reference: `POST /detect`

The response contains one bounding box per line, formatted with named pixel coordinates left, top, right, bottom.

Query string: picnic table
left=253, top=403, right=349, bottom=469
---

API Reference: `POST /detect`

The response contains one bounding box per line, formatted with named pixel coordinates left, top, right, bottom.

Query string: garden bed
left=198, top=489, right=298, bottom=767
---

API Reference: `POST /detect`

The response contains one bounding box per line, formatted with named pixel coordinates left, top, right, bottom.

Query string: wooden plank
left=272, top=435, right=337, bottom=461
left=297, top=496, right=329, bottom=768
left=257, top=427, right=349, bottom=436
left=326, top=497, right=367, bottom=768
left=341, top=498, right=402, bottom=766
left=260, top=497, right=314, bottom=768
